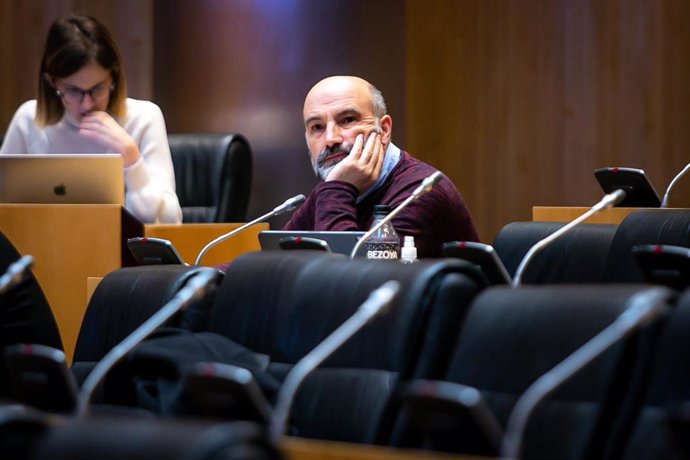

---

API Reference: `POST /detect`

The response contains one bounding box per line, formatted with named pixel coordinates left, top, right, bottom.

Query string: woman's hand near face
left=79, top=111, right=140, bottom=167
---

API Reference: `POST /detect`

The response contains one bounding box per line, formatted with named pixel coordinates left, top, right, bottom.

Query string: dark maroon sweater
left=283, top=151, right=479, bottom=258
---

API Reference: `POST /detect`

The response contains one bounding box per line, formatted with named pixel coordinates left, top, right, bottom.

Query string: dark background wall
left=152, top=0, right=406, bottom=228
left=2, top=0, right=690, bottom=241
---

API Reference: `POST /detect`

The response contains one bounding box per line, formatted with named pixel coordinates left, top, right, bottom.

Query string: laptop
left=258, top=230, right=366, bottom=256
left=0, top=154, right=124, bottom=205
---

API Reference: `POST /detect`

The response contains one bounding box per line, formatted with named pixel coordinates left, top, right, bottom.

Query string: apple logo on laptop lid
left=53, top=183, right=67, bottom=196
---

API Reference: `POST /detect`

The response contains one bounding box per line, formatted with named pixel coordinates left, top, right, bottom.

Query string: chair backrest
left=492, top=221, right=617, bottom=284
left=206, top=251, right=340, bottom=357
left=32, top=419, right=280, bottom=460
left=621, top=289, right=690, bottom=459
left=603, top=210, right=690, bottom=283
left=207, top=251, right=485, bottom=443
left=0, top=231, right=63, bottom=400
left=435, top=285, right=671, bottom=460
left=73, top=265, right=221, bottom=363
left=0, top=232, right=62, bottom=351
left=208, top=251, right=483, bottom=376
left=0, top=405, right=56, bottom=460
left=168, top=133, right=252, bottom=223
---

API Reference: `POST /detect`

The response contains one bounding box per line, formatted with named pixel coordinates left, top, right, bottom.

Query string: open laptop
left=258, top=230, right=366, bottom=256
left=0, top=154, right=124, bottom=205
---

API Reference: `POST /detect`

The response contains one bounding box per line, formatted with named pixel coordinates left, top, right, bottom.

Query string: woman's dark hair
left=36, top=14, right=127, bottom=126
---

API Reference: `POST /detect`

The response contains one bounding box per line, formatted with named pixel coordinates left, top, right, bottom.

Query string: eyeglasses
left=55, top=83, right=115, bottom=104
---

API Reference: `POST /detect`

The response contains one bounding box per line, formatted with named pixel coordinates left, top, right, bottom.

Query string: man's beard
left=311, top=143, right=352, bottom=180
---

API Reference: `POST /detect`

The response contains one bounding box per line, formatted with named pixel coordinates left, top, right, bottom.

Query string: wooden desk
left=0, top=204, right=122, bottom=361
left=532, top=206, right=664, bottom=224
left=144, top=222, right=267, bottom=266
left=0, top=203, right=268, bottom=361
left=280, top=437, right=486, bottom=460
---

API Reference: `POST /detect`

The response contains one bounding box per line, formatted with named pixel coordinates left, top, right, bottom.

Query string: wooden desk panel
left=280, top=437, right=483, bottom=460
left=1, top=209, right=268, bottom=361
left=0, top=204, right=122, bottom=361
left=531, top=206, right=664, bottom=224
left=143, top=222, right=268, bottom=266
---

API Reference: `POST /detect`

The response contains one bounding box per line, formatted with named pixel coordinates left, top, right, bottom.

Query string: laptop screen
left=0, top=154, right=124, bottom=205
left=258, top=230, right=366, bottom=256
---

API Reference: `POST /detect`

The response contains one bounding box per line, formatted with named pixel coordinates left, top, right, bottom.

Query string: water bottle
left=364, top=205, right=400, bottom=260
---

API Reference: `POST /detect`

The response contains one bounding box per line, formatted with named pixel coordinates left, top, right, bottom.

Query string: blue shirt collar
left=357, top=142, right=401, bottom=203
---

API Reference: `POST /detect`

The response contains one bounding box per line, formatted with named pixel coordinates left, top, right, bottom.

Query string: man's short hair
left=369, top=84, right=387, bottom=118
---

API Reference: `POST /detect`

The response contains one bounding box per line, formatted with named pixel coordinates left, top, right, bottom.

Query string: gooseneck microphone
left=0, top=255, right=34, bottom=295
left=500, top=288, right=670, bottom=459
left=194, top=194, right=306, bottom=266
left=511, top=189, right=626, bottom=287
left=661, top=163, right=690, bottom=208
left=75, top=268, right=220, bottom=418
left=349, top=171, right=443, bottom=259
left=269, top=280, right=401, bottom=442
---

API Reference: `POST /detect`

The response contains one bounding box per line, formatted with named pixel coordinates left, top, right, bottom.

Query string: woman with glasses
left=0, top=14, right=182, bottom=223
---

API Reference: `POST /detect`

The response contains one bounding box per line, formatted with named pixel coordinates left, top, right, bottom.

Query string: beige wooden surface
left=531, top=206, right=656, bottom=224
left=86, top=277, right=102, bottom=306
left=280, top=437, right=486, bottom=460
left=0, top=204, right=122, bottom=361
left=143, top=222, right=268, bottom=266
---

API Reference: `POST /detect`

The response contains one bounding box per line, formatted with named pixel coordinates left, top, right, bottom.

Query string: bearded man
left=283, top=76, right=479, bottom=257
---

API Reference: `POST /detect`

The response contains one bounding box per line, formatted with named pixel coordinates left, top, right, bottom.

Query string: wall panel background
left=406, top=0, right=690, bottom=239
left=2, top=0, right=689, bottom=242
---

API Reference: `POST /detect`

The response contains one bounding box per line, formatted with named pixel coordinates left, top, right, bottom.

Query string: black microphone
left=269, top=280, right=400, bottom=441
left=511, top=189, right=626, bottom=287
left=194, top=194, right=306, bottom=266
left=0, top=255, right=34, bottom=295
left=75, top=268, right=220, bottom=418
left=661, top=162, right=690, bottom=208
left=500, top=288, right=670, bottom=459
left=349, top=171, right=443, bottom=258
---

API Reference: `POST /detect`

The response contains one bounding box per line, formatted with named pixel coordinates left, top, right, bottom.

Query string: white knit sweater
left=0, top=98, right=182, bottom=223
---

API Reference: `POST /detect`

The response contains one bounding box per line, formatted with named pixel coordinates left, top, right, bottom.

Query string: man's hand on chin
left=326, top=132, right=384, bottom=194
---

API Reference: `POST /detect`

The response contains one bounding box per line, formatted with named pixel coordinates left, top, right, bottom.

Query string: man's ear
left=380, top=114, right=393, bottom=144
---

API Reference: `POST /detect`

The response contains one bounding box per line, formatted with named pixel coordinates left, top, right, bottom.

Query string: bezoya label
left=365, top=242, right=400, bottom=260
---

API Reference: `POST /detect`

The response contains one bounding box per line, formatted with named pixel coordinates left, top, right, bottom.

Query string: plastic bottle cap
left=401, top=236, right=417, bottom=261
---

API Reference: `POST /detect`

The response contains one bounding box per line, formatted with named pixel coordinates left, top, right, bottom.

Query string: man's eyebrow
left=304, top=108, right=363, bottom=127
left=336, top=108, right=362, bottom=119
left=304, top=115, right=322, bottom=127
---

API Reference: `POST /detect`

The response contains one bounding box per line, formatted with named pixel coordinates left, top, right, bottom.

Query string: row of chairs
left=3, top=207, right=690, bottom=458
left=488, top=209, right=690, bottom=286
left=3, top=251, right=687, bottom=459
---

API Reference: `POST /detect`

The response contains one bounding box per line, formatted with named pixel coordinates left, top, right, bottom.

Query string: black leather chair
left=206, top=251, right=485, bottom=444
left=391, top=284, right=673, bottom=459
left=488, top=210, right=690, bottom=286
left=491, top=221, right=618, bottom=284
left=0, top=232, right=63, bottom=352
left=31, top=418, right=280, bottom=460
left=0, top=232, right=63, bottom=400
left=168, top=133, right=252, bottom=223
left=621, top=288, right=690, bottom=459
left=73, top=265, right=222, bottom=364
left=0, top=265, right=221, bottom=414
left=602, top=210, right=690, bottom=283
left=0, top=405, right=57, bottom=460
